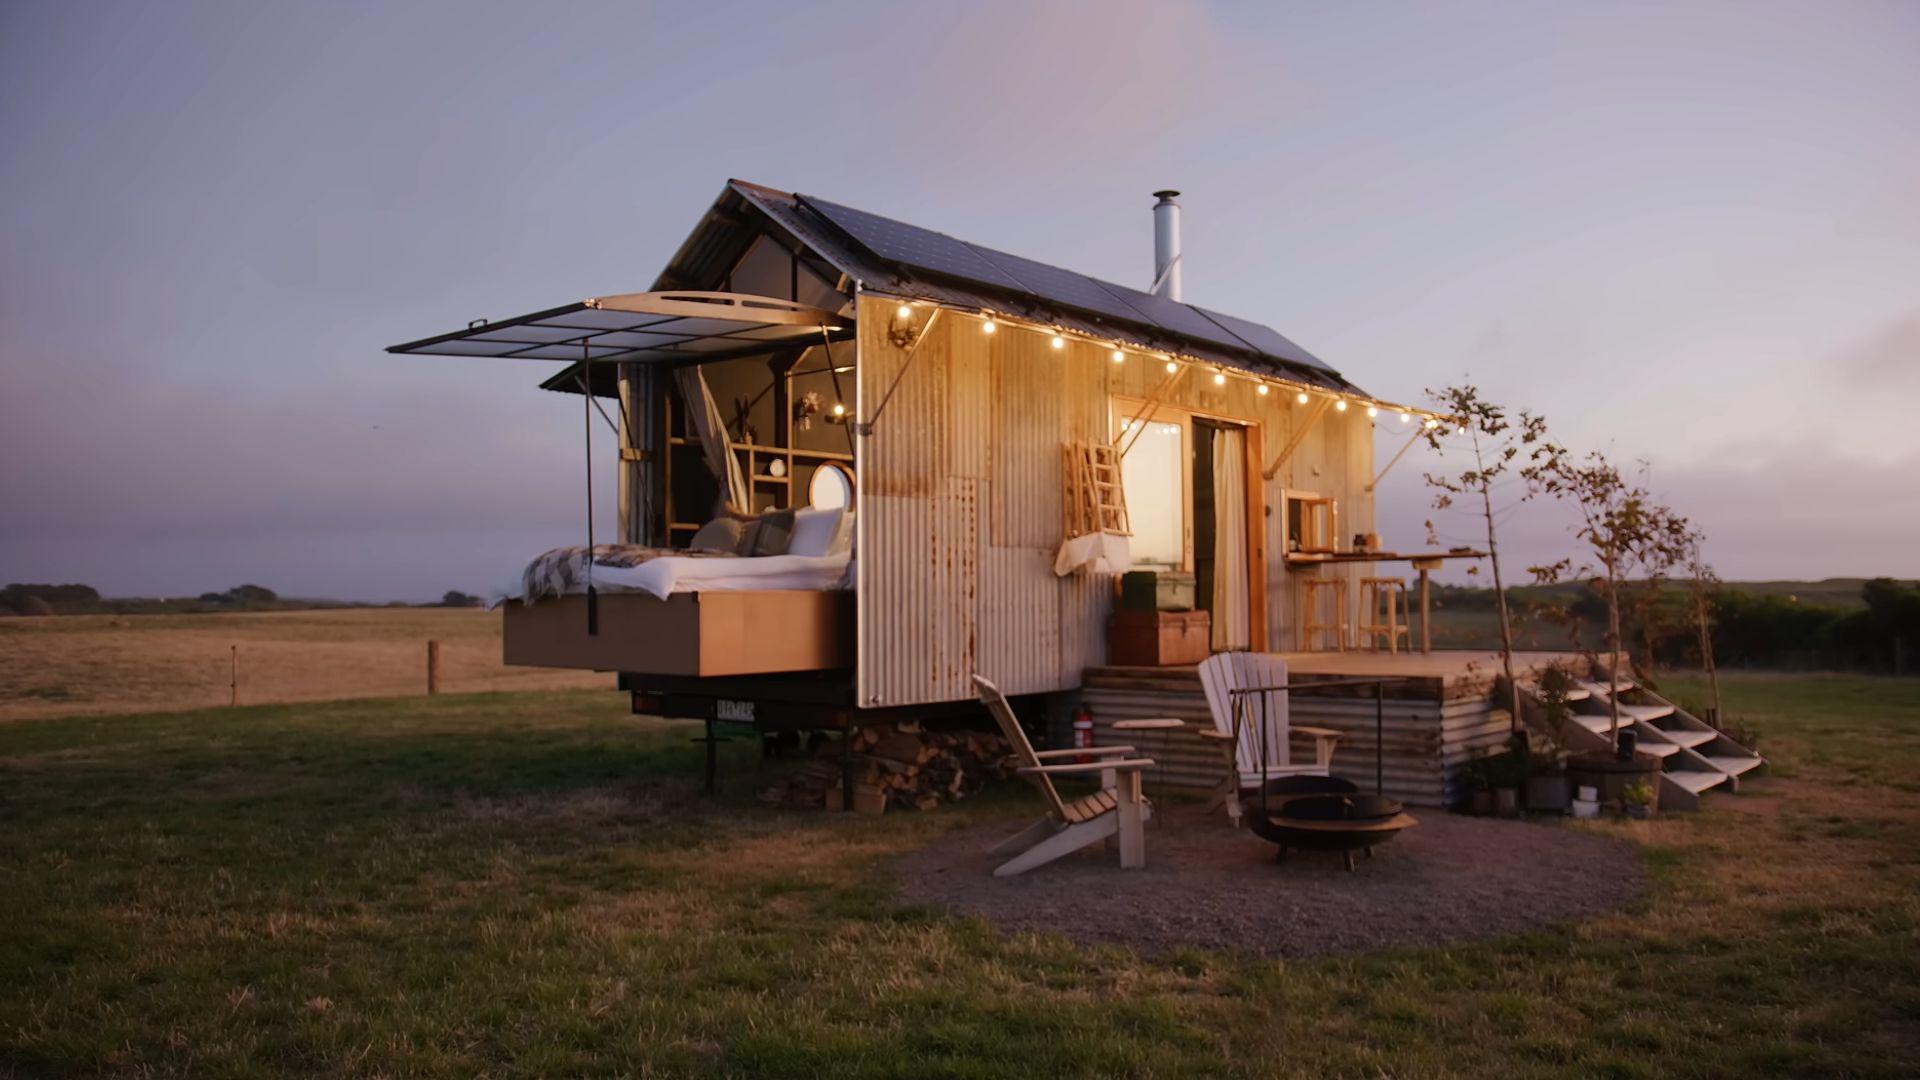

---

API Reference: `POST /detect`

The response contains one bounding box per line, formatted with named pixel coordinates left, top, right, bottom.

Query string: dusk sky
left=3, top=0, right=1916, bottom=601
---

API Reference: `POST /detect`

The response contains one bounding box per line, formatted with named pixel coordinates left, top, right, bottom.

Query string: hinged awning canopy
left=386, top=291, right=842, bottom=368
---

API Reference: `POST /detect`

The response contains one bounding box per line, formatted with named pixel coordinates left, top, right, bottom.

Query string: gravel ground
left=894, top=806, right=1644, bottom=958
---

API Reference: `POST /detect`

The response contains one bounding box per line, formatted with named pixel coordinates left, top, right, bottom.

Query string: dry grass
left=0, top=609, right=605, bottom=722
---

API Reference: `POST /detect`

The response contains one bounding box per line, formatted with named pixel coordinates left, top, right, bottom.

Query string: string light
left=1213, top=370, right=1227, bottom=385
left=1424, top=418, right=1439, bottom=430
left=896, top=304, right=912, bottom=319
left=1050, top=334, right=1066, bottom=349
left=1335, top=399, right=1349, bottom=412
left=832, top=403, right=846, bottom=417
left=1165, top=359, right=1178, bottom=374
left=1257, top=384, right=1269, bottom=396
left=1366, top=405, right=1379, bottom=418
left=1400, top=411, right=1411, bottom=423
left=1456, top=424, right=1467, bottom=435
left=982, top=318, right=997, bottom=334
left=1296, top=391, right=1309, bottom=405
left=1110, top=349, right=1124, bottom=363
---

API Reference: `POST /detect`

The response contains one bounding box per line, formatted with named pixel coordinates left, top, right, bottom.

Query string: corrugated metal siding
left=1079, top=679, right=1496, bottom=809
left=857, top=297, right=1111, bottom=707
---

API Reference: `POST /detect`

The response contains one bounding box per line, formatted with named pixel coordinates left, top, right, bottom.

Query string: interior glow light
left=1296, top=391, right=1309, bottom=405
left=1335, top=399, right=1349, bottom=412
left=1051, top=334, right=1066, bottom=349
left=896, top=304, right=911, bottom=319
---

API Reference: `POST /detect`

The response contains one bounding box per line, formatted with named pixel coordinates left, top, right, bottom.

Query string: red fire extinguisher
left=1072, top=704, right=1095, bottom=763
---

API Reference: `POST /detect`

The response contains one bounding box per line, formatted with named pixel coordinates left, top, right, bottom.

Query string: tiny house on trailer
left=389, top=180, right=1481, bottom=797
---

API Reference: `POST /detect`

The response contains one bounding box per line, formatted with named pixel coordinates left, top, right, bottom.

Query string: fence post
left=426, top=640, right=440, bottom=695
left=230, top=645, right=238, bottom=707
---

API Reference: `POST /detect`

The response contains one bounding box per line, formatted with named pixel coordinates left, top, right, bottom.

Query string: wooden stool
left=1358, top=577, right=1410, bottom=654
left=1298, top=577, right=1350, bottom=651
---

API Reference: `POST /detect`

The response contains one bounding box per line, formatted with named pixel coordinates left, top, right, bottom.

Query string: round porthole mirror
left=808, top=461, right=854, bottom=511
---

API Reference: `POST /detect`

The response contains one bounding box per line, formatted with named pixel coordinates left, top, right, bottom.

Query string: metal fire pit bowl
left=1247, top=779, right=1418, bottom=871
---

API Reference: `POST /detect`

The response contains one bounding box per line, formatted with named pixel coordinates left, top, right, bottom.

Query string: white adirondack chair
left=972, top=675, right=1155, bottom=876
left=1196, top=653, right=1343, bottom=826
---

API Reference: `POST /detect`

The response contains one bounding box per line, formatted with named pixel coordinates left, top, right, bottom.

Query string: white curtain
left=674, top=365, right=750, bottom=517
left=1212, top=427, right=1251, bottom=650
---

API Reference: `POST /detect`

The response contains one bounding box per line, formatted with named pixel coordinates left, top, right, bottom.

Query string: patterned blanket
left=520, top=544, right=733, bottom=603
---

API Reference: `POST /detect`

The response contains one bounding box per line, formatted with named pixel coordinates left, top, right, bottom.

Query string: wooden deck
left=1078, top=650, right=1589, bottom=808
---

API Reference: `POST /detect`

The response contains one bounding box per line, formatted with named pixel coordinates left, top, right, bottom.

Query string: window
left=1115, top=413, right=1187, bottom=568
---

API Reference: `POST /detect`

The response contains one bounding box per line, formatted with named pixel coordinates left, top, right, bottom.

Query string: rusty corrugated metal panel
left=856, top=296, right=1112, bottom=707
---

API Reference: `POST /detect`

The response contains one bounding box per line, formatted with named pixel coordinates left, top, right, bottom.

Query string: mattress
left=501, top=544, right=852, bottom=605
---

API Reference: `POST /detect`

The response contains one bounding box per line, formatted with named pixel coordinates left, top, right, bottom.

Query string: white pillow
left=830, top=509, right=856, bottom=556
left=786, top=507, right=845, bottom=557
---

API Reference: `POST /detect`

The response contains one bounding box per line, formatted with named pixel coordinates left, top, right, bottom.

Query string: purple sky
left=3, top=0, right=1916, bottom=601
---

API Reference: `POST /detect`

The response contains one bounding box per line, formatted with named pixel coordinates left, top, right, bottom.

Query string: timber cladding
left=502, top=592, right=852, bottom=677
left=855, top=294, right=1378, bottom=707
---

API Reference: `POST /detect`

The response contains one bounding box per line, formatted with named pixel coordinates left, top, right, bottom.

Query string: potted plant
left=1622, top=778, right=1657, bottom=820
left=1461, top=755, right=1495, bottom=816
left=1489, top=743, right=1525, bottom=818
left=1524, top=664, right=1575, bottom=814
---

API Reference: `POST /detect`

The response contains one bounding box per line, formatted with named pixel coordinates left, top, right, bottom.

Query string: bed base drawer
left=503, top=591, right=853, bottom=676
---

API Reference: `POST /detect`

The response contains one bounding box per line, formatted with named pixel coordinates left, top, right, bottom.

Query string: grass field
left=0, top=609, right=605, bottom=722
left=2, top=672, right=1917, bottom=1076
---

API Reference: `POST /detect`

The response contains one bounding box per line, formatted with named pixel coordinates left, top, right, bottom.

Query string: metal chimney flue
left=1151, top=189, right=1182, bottom=301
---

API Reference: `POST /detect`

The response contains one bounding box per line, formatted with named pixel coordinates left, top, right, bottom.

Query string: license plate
left=715, top=699, right=755, bottom=722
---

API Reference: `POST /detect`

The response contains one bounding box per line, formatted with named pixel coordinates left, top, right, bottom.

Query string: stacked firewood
left=759, top=721, right=1016, bottom=812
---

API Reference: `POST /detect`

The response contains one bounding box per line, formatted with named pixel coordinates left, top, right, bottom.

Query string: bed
left=498, top=542, right=855, bottom=677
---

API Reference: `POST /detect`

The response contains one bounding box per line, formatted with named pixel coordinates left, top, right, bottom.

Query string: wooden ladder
left=1063, top=440, right=1131, bottom=537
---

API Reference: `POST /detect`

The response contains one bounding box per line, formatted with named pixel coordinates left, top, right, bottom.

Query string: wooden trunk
left=1107, top=610, right=1212, bottom=667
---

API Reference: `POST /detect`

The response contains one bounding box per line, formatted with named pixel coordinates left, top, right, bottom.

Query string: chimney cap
left=1152, top=189, right=1181, bottom=201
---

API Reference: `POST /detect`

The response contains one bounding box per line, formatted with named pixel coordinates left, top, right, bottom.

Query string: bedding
left=506, top=543, right=851, bottom=604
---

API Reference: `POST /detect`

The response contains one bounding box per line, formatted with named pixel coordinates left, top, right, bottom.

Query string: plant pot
left=1493, top=787, right=1520, bottom=818
left=1525, top=774, right=1572, bottom=814
left=1470, top=790, right=1495, bottom=816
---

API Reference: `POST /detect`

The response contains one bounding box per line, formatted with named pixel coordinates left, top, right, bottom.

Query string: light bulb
left=1456, top=425, right=1467, bottom=436
left=1424, top=418, right=1439, bottom=430
left=1366, top=405, right=1378, bottom=418
left=832, top=403, right=846, bottom=417
left=1296, top=391, right=1309, bottom=405
left=1110, top=349, right=1124, bottom=364
left=1213, top=371, right=1226, bottom=385
left=1050, top=334, right=1066, bottom=349
left=982, top=318, right=997, bottom=334
left=1335, top=399, right=1348, bottom=412
left=1400, top=411, right=1411, bottom=423
left=1165, top=360, right=1178, bottom=373
left=896, top=304, right=911, bottom=319
left=1257, top=384, right=1269, bottom=396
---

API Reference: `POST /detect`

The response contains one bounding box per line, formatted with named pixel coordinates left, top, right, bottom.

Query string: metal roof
left=387, top=179, right=1361, bottom=396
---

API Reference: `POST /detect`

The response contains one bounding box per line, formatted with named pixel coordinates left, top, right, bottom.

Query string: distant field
left=0, top=609, right=608, bottom=722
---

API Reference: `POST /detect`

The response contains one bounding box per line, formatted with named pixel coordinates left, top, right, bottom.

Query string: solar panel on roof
left=1091, top=279, right=1252, bottom=354
left=966, top=245, right=1154, bottom=328
left=800, top=196, right=1028, bottom=292
left=1191, top=306, right=1335, bottom=373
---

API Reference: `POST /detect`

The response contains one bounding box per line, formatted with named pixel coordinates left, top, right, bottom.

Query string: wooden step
left=1634, top=742, right=1680, bottom=758
left=1705, top=755, right=1765, bottom=777
left=1649, top=728, right=1715, bottom=748
left=1665, top=770, right=1728, bottom=794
